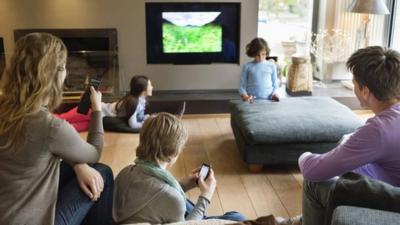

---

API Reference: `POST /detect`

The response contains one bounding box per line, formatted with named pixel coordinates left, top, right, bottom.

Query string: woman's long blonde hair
left=0, top=33, right=67, bottom=152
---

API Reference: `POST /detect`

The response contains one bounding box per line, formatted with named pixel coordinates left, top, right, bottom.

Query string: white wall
left=0, top=0, right=258, bottom=91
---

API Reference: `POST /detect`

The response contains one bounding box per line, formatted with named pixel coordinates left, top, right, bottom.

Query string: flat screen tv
left=146, top=2, right=240, bottom=64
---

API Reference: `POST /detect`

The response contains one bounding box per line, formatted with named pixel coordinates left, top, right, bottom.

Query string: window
left=336, top=0, right=387, bottom=57
left=258, top=0, right=314, bottom=59
left=391, top=1, right=400, bottom=51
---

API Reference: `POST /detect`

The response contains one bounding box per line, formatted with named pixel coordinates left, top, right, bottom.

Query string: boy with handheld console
left=112, top=113, right=246, bottom=224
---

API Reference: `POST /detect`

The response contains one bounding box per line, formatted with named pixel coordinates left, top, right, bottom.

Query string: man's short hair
left=346, top=46, right=400, bottom=101
left=136, top=112, right=188, bottom=163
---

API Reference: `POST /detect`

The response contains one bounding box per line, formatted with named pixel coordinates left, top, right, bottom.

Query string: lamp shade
left=348, top=0, right=390, bottom=14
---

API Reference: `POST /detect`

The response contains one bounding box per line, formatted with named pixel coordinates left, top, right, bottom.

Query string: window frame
left=387, top=0, right=398, bottom=48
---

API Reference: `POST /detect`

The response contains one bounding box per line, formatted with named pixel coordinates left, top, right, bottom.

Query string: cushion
left=55, top=106, right=91, bottom=132
left=230, top=97, right=363, bottom=145
left=103, top=116, right=140, bottom=133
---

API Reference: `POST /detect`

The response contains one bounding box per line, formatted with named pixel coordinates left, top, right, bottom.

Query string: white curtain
left=334, top=0, right=386, bottom=55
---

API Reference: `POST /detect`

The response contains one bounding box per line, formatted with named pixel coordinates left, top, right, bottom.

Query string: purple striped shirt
left=299, top=103, right=400, bottom=187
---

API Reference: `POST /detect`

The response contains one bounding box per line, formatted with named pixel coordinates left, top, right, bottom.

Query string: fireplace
left=14, top=29, right=119, bottom=101
left=0, top=38, right=4, bottom=77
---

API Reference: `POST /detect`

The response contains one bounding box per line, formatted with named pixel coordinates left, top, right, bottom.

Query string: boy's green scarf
left=135, top=159, right=186, bottom=199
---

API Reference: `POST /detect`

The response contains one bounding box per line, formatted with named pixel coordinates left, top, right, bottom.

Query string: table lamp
left=347, top=0, right=390, bottom=47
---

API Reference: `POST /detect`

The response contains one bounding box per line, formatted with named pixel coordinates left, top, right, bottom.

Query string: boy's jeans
left=185, top=199, right=246, bottom=222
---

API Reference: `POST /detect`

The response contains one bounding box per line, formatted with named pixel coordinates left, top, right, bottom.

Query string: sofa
left=327, top=172, right=400, bottom=225
left=123, top=219, right=235, bottom=225
left=331, top=206, right=400, bottom=225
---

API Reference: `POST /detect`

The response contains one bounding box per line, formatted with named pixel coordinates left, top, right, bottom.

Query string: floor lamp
left=347, top=0, right=390, bottom=48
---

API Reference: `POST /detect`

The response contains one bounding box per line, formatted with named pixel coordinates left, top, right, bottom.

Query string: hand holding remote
left=77, top=76, right=102, bottom=115
left=90, top=86, right=102, bottom=112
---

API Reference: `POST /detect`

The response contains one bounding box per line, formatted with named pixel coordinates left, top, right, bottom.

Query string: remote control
left=77, top=75, right=102, bottom=115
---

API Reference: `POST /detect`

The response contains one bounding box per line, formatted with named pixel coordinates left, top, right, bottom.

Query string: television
left=146, top=2, right=240, bottom=64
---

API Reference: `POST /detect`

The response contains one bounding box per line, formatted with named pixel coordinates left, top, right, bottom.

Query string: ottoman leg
left=248, top=164, right=263, bottom=173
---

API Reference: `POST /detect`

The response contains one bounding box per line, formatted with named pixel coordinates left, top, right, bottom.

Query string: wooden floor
left=80, top=110, right=374, bottom=220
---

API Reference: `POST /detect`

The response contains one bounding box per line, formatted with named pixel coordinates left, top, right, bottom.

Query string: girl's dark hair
left=116, top=75, right=149, bottom=123
left=246, top=38, right=270, bottom=57
left=346, top=46, right=400, bottom=101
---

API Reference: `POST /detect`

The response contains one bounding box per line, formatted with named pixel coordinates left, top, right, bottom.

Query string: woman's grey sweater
left=0, top=109, right=104, bottom=225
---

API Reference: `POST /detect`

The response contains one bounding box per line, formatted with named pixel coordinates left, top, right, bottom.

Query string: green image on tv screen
left=162, top=12, right=222, bottom=53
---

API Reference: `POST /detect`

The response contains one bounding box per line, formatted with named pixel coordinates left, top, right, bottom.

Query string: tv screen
left=146, top=3, right=240, bottom=64
left=162, top=12, right=222, bottom=53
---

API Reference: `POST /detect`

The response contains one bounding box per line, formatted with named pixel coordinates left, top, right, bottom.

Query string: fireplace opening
left=0, top=38, right=4, bottom=77
left=14, top=29, right=119, bottom=102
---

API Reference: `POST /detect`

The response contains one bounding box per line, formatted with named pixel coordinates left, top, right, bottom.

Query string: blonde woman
left=113, top=112, right=245, bottom=224
left=0, top=33, right=113, bottom=225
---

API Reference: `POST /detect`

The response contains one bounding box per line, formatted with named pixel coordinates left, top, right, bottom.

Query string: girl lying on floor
left=101, top=75, right=152, bottom=132
left=57, top=75, right=153, bottom=133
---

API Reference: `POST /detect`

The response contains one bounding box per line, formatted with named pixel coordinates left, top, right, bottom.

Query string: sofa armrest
left=122, top=219, right=235, bottom=225
left=167, top=219, right=235, bottom=225
left=331, top=206, right=400, bottom=225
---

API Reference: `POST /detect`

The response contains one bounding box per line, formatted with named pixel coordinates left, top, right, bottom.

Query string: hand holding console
left=197, top=163, right=216, bottom=201
left=198, top=163, right=211, bottom=181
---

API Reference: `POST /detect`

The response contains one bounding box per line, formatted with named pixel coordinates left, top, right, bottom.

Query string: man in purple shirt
left=278, top=46, right=400, bottom=225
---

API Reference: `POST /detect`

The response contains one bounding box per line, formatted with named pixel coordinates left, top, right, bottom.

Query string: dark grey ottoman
left=230, top=97, right=364, bottom=171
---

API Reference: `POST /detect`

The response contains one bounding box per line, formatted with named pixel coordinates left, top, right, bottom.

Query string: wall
left=0, top=0, right=258, bottom=91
